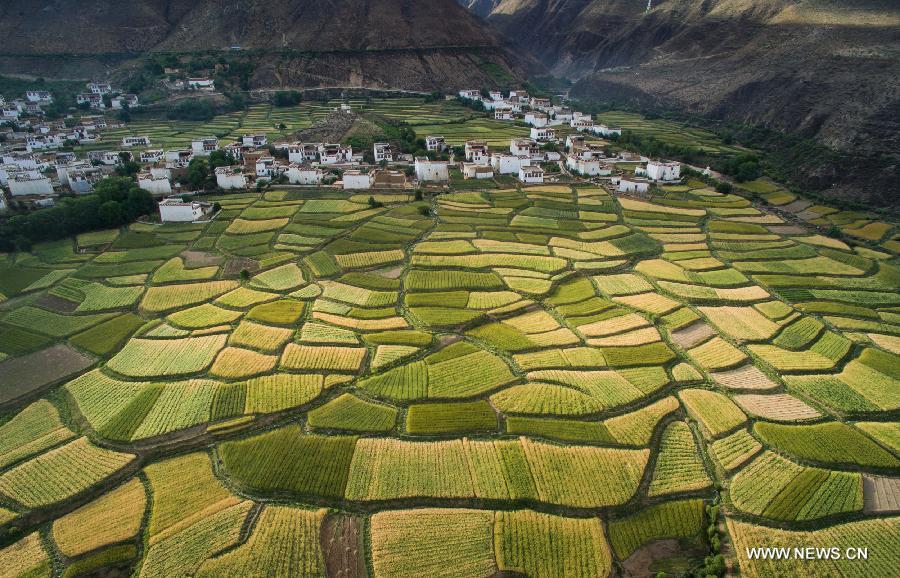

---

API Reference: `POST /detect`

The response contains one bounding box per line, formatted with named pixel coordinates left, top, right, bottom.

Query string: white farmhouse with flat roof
left=490, top=153, right=528, bottom=175
left=425, top=136, right=446, bottom=152
left=137, top=172, right=172, bottom=195
left=518, top=164, right=544, bottom=184
left=530, top=127, right=556, bottom=142
left=285, top=164, right=325, bottom=185
left=524, top=112, right=548, bottom=127
left=215, top=167, right=248, bottom=190
left=191, top=137, right=219, bottom=157
left=646, top=160, right=681, bottom=182
left=462, top=163, right=493, bottom=180
left=414, top=158, right=449, bottom=182
left=242, top=134, right=268, bottom=147
left=343, top=170, right=373, bottom=190
left=122, top=136, right=151, bottom=147
left=373, top=143, right=394, bottom=163
left=158, top=197, right=212, bottom=222
left=9, top=174, right=54, bottom=196
left=618, top=177, right=650, bottom=193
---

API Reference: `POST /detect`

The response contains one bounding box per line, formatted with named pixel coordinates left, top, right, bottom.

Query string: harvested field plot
left=0, top=344, right=94, bottom=404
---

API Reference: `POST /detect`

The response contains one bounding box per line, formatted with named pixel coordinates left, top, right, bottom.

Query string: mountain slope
left=468, top=0, right=900, bottom=204
left=0, top=0, right=527, bottom=91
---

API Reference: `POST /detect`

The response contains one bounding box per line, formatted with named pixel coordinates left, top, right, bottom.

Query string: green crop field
left=0, top=98, right=897, bottom=578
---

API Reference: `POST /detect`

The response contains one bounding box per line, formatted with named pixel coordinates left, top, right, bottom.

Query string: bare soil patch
left=0, top=344, right=94, bottom=405
left=35, top=293, right=78, bottom=313
left=622, top=538, right=704, bottom=578
left=671, top=321, right=716, bottom=349
left=223, top=257, right=260, bottom=277
left=863, top=476, right=900, bottom=514
left=375, top=266, right=404, bottom=279
left=733, top=393, right=821, bottom=421
left=711, top=364, right=778, bottom=391
left=781, top=199, right=813, bottom=213
left=321, top=514, right=366, bottom=578
left=181, top=250, right=224, bottom=268
left=767, top=225, right=805, bottom=235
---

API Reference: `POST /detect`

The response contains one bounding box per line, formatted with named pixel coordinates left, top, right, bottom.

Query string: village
left=0, top=84, right=693, bottom=221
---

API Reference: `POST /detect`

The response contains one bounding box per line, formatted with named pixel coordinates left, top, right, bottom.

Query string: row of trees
left=0, top=177, right=156, bottom=252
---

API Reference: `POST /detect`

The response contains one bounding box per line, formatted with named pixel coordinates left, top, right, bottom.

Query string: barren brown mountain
left=0, top=0, right=527, bottom=91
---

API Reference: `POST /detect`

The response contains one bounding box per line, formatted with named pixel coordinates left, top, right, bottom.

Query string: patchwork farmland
left=0, top=168, right=898, bottom=576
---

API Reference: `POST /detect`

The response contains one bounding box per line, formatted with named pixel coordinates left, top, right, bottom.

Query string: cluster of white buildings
left=458, top=89, right=622, bottom=139
left=75, top=82, right=139, bottom=111
left=1, top=90, right=53, bottom=122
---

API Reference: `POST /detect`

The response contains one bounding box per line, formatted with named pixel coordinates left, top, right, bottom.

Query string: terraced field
left=0, top=172, right=897, bottom=576
left=76, top=97, right=479, bottom=152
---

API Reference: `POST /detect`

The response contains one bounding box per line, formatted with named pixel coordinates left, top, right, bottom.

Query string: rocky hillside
left=0, top=0, right=526, bottom=91
left=466, top=0, right=900, bottom=205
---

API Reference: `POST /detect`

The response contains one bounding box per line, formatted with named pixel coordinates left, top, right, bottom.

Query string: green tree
left=98, top=200, right=124, bottom=227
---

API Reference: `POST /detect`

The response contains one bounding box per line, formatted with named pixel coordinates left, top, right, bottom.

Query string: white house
left=319, top=144, right=352, bottom=165
left=458, top=89, right=481, bottom=100
left=121, top=136, right=151, bottom=147
left=88, top=151, right=122, bottom=166
left=524, top=112, right=548, bottom=127
left=56, top=160, right=89, bottom=187
left=87, top=82, right=113, bottom=95
left=1, top=107, right=20, bottom=120
left=140, top=150, right=164, bottom=164
left=570, top=143, right=606, bottom=161
left=25, top=91, right=52, bottom=103
left=25, top=135, right=63, bottom=152
left=566, top=134, right=585, bottom=150
left=111, top=94, right=139, bottom=109
left=530, top=127, right=556, bottom=142
left=285, top=164, right=325, bottom=185
left=186, top=78, right=215, bottom=91
left=9, top=174, right=54, bottom=196
left=508, top=90, right=529, bottom=103
left=288, top=142, right=320, bottom=163
left=646, top=161, right=681, bottom=182
left=530, top=98, right=551, bottom=111
left=158, top=197, right=213, bottom=222
left=137, top=172, right=172, bottom=195
left=0, top=193, right=6, bottom=212
left=489, top=91, right=504, bottom=101
left=255, top=156, right=278, bottom=178
left=510, top=138, right=541, bottom=159
left=518, top=164, right=545, bottom=184
left=373, top=143, right=394, bottom=163
left=69, top=170, right=101, bottom=195
left=618, top=177, right=650, bottom=194
left=494, top=108, right=513, bottom=121
left=464, top=140, right=490, bottom=166
left=566, top=156, right=611, bottom=177
left=76, top=93, right=105, bottom=109
left=242, top=134, right=268, bottom=148
left=215, top=167, right=248, bottom=190
left=191, top=137, right=219, bottom=157
left=425, top=136, right=446, bottom=152
left=552, top=108, right=573, bottom=123
left=462, top=163, right=493, bottom=180
left=343, top=170, right=373, bottom=190
left=593, top=124, right=622, bottom=138
left=149, top=166, right=172, bottom=180
left=414, top=158, right=449, bottom=182
left=165, top=149, right=194, bottom=168
left=490, top=153, right=528, bottom=175
left=571, top=117, right=594, bottom=131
